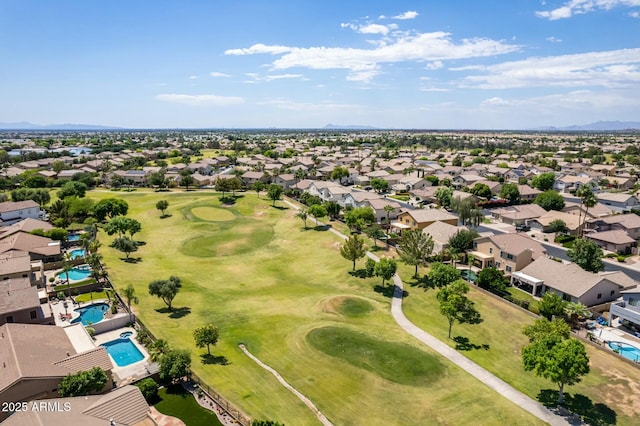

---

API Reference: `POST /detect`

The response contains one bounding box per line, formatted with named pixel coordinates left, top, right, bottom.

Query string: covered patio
left=389, top=222, right=411, bottom=234
left=511, top=271, right=544, bottom=297
left=467, top=250, right=494, bottom=268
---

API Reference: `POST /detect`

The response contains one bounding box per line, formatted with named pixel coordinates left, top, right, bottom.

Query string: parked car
left=515, top=224, right=530, bottom=232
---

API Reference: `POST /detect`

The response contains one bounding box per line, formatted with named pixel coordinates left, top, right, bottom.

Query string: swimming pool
left=69, top=248, right=86, bottom=259
left=68, top=234, right=81, bottom=241
left=71, top=303, right=109, bottom=326
left=608, top=341, right=640, bottom=363
left=101, top=337, right=144, bottom=367
left=57, top=266, right=91, bottom=281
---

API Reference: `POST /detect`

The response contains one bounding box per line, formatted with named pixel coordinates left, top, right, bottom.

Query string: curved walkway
left=283, top=198, right=576, bottom=425
left=239, top=344, right=334, bottom=426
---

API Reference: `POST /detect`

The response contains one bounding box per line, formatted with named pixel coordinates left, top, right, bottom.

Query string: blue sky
left=0, top=0, right=638, bottom=129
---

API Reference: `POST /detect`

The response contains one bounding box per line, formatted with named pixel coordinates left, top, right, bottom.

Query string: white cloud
left=393, top=11, right=419, bottom=20
left=210, top=72, right=230, bottom=77
left=243, top=73, right=307, bottom=83
left=419, top=87, right=449, bottom=92
left=546, top=36, right=562, bottom=43
left=257, top=99, right=360, bottom=111
left=224, top=43, right=292, bottom=55
left=459, top=48, right=640, bottom=89
left=536, top=0, right=640, bottom=20
left=426, top=60, right=444, bottom=70
left=630, top=10, right=640, bottom=16
left=481, top=97, right=510, bottom=106
left=227, top=32, right=519, bottom=83
left=189, top=75, right=198, bottom=80
left=155, top=94, right=244, bottom=106
left=341, top=22, right=397, bottom=36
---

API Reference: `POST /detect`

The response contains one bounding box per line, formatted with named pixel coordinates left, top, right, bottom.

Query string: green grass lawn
left=402, top=271, right=640, bottom=426
left=506, top=287, right=540, bottom=314
left=75, top=290, right=111, bottom=303
left=92, top=190, right=543, bottom=426
left=155, top=385, right=224, bottom=426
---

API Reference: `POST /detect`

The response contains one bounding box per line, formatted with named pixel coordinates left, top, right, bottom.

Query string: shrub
left=86, top=327, right=95, bottom=337
left=135, top=378, right=159, bottom=402
left=617, top=255, right=626, bottom=262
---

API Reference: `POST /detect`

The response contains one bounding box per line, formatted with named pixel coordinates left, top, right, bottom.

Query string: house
left=0, top=201, right=41, bottom=227
left=609, top=284, right=640, bottom=331
left=423, top=221, right=468, bottom=255
left=595, top=192, right=640, bottom=213
left=191, top=172, right=212, bottom=187
left=585, top=230, right=636, bottom=254
left=553, top=175, right=598, bottom=193
left=361, top=199, right=402, bottom=224
left=0, top=218, right=52, bottom=239
left=512, top=257, right=630, bottom=306
left=470, top=233, right=546, bottom=274
left=561, top=201, right=614, bottom=220
left=393, top=209, right=458, bottom=231
left=452, top=174, right=485, bottom=188
left=0, top=323, right=114, bottom=421
left=0, top=275, right=53, bottom=326
left=490, top=204, right=547, bottom=225
left=517, top=185, right=542, bottom=202
left=110, top=170, right=148, bottom=186
left=2, top=385, right=155, bottom=425
left=529, top=210, right=581, bottom=234
left=0, top=232, right=62, bottom=263
left=307, top=181, right=350, bottom=203
left=273, top=173, right=297, bottom=189
left=587, top=214, right=640, bottom=240
left=241, top=171, right=269, bottom=187
left=341, top=192, right=382, bottom=209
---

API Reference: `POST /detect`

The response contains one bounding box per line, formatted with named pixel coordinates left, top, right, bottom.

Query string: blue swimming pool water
left=101, top=337, right=144, bottom=367
left=608, top=341, right=640, bottom=363
left=71, top=303, right=109, bottom=325
left=68, top=234, right=81, bottom=241
left=57, top=267, right=91, bottom=281
left=69, top=249, right=86, bottom=259
left=120, top=331, right=133, bottom=338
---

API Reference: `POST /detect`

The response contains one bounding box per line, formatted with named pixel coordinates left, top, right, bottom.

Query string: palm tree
left=122, top=284, right=139, bottom=323
left=467, top=254, right=476, bottom=275
left=383, top=205, right=395, bottom=230
left=577, top=186, right=597, bottom=237
left=564, top=302, right=591, bottom=328
left=61, top=253, right=73, bottom=299
left=149, top=339, right=170, bottom=362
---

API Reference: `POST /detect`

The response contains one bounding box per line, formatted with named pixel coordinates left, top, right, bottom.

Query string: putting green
left=190, top=206, right=235, bottom=221
left=324, top=296, right=373, bottom=318
left=307, top=326, right=445, bottom=386
left=180, top=221, right=274, bottom=257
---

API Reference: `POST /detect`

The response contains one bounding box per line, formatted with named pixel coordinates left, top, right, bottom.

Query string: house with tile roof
left=0, top=201, right=41, bottom=227
left=471, top=233, right=546, bottom=274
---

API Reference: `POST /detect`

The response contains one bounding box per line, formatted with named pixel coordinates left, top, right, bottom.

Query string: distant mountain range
left=533, top=121, right=640, bottom=131
left=0, top=121, right=122, bottom=130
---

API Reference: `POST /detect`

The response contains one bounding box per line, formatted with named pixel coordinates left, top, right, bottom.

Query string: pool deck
left=94, top=327, right=152, bottom=383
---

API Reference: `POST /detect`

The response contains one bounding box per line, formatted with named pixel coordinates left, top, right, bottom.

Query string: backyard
left=93, top=190, right=542, bottom=426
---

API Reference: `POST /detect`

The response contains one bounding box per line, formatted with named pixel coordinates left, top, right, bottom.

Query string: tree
left=93, top=198, right=129, bottom=222
left=374, top=258, right=397, bottom=286
left=365, top=258, right=376, bottom=277
left=58, top=367, right=108, bottom=397
left=499, top=183, right=520, bottom=205
left=148, top=276, right=182, bottom=311
left=295, top=209, right=309, bottom=229
left=253, top=180, right=266, bottom=198
left=364, top=224, right=385, bottom=248
left=267, top=184, right=283, bottom=207
left=523, top=318, right=570, bottom=342
left=549, top=219, right=568, bottom=234
left=135, top=378, right=159, bottom=403
left=122, top=284, right=139, bottom=323
left=180, top=174, right=195, bottom=190
left=435, top=186, right=454, bottom=208
left=534, top=190, right=565, bottom=211
left=476, top=267, right=507, bottom=292
left=156, top=199, right=169, bottom=216
left=538, top=292, right=568, bottom=321
left=370, top=178, right=389, bottom=193
left=576, top=185, right=597, bottom=237
left=308, top=204, right=327, bottom=226
left=57, top=181, right=87, bottom=199
left=451, top=197, right=483, bottom=227
left=567, top=238, right=604, bottom=272
left=193, top=324, right=219, bottom=355
left=148, top=339, right=171, bottom=362
left=61, top=253, right=73, bottom=299
left=330, top=166, right=349, bottom=183
left=344, top=207, right=375, bottom=232
left=340, top=234, right=367, bottom=271
left=148, top=171, right=167, bottom=189
left=522, top=319, right=589, bottom=405
left=447, top=229, right=479, bottom=253
left=437, top=279, right=482, bottom=339
left=324, top=201, right=341, bottom=220
left=383, top=204, right=396, bottom=228
left=398, top=229, right=434, bottom=278
left=104, top=216, right=142, bottom=238
left=427, top=262, right=461, bottom=287
left=159, top=349, right=192, bottom=383
left=564, top=302, right=591, bottom=328
left=531, top=172, right=556, bottom=191
left=252, top=420, right=285, bottom=426
left=110, top=236, right=138, bottom=259
left=215, top=176, right=232, bottom=199
left=470, top=183, right=492, bottom=199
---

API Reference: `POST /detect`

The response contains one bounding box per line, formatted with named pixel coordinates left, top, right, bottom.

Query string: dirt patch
left=599, top=368, right=640, bottom=417
left=322, top=296, right=347, bottom=314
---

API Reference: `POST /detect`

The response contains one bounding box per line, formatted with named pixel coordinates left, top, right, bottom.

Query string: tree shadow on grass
left=200, top=354, right=229, bottom=365
left=313, top=225, right=330, bottom=231
left=453, top=336, right=490, bottom=351
left=136, top=241, right=146, bottom=246
left=537, top=390, right=617, bottom=426
left=408, top=275, right=435, bottom=290
left=220, top=196, right=236, bottom=205
left=349, top=269, right=369, bottom=279
left=155, top=306, right=191, bottom=319
left=160, top=214, right=172, bottom=219
left=122, top=257, right=142, bottom=263
left=374, top=284, right=408, bottom=299
left=272, top=205, right=289, bottom=210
